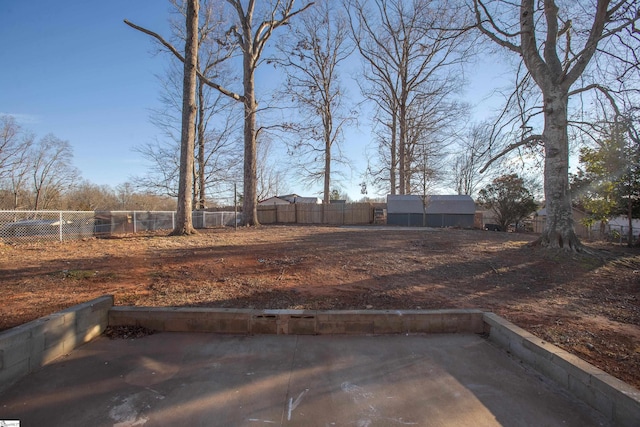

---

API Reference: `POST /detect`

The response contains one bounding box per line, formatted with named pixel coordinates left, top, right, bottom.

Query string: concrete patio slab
left=0, top=332, right=608, bottom=427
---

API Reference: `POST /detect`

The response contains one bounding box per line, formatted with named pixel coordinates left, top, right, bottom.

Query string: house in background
left=533, top=207, right=589, bottom=238
left=258, top=194, right=322, bottom=205
left=386, top=195, right=476, bottom=228
left=258, top=196, right=291, bottom=206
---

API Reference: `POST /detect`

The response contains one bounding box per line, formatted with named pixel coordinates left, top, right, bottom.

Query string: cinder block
left=485, top=321, right=511, bottom=350
left=287, top=315, right=317, bottom=335
left=442, top=310, right=485, bottom=333
left=76, top=305, right=108, bottom=332
left=533, top=352, right=569, bottom=388
left=372, top=313, right=405, bottom=334
left=344, top=321, right=375, bottom=334
left=39, top=312, right=74, bottom=337
left=89, top=295, right=114, bottom=312
left=316, top=320, right=345, bottom=334
left=0, top=333, right=44, bottom=371
left=405, top=312, right=442, bottom=333
left=111, top=307, right=253, bottom=333
left=568, top=374, right=613, bottom=418
left=614, top=388, right=640, bottom=427
left=315, top=311, right=354, bottom=334
left=469, top=312, right=486, bottom=333
left=77, top=324, right=105, bottom=344
left=0, top=357, right=29, bottom=393
left=442, top=313, right=466, bottom=333
left=41, top=328, right=76, bottom=365
left=484, top=312, right=640, bottom=427
left=136, top=316, right=167, bottom=331
left=589, top=372, right=640, bottom=426
left=108, top=308, right=148, bottom=326
left=0, top=295, right=114, bottom=395
left=551, top=350, right=602, bottom=387
left=0, top=327, right=34, bottom=368
left=251, top=314, right=278, bottom=334
left=43, top=322, right=75, bottom=350
left=484, top=313, right=540, bottom=363
left=0, top=323, right=35, bottom=347
left=522, top=335, right=557, bottom=359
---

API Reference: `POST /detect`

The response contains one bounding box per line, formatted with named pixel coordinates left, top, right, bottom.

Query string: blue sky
left=0, top=1, right=504, bottom=201
left=0, top=2, right=176, bottom=187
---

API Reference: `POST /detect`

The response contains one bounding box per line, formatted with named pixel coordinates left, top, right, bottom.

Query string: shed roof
left=387, top=195, right=475, bottom=215
left=258, top=196, right=291, bottom=205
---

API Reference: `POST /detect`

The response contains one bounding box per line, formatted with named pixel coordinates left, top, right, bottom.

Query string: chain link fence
left=0, top=210, right=239, bottom=244
left=0, top=211, right=96, bottom=243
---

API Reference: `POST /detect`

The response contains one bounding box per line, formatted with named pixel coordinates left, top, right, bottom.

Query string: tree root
left=169, top=227, right=198, bottom=236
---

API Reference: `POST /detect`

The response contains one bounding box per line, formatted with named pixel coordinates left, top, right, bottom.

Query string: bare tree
left=168, top=0, right=200, bottom=235
left=0, top=116, right=34, bottom=209
left=225, top=0, right=314, bottom=225
left=364, top=85, right=398, bottom=194
left=139, top=63, right=242, bottom=204
left=348, top=0, right=472, bottom=195
left=0, top=116, right=27, bottom=181
left=451, top=122, right=493, bottom=196
left=256, top=134, right=291, bottom=200
left=133, top=138, right=181, bottom=198
left=63, top=181, right=119, bottom=211
left=126, top=0, right=312, bottom=226
left=404, top=91, right=467, bottom=194
left=274, top=0, right=354, bottom=204
left=126, top=1, right=207, bottom=234
left=111, top=182, right=177, bottom=210
left=473, top=0, right=640, bottom=250
left=31, top=134, right=79, bottom=211
left=168, top=0, right=241, bottom=209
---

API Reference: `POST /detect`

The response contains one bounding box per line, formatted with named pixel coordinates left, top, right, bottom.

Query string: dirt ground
left=1, top=226, right=639, bottom=389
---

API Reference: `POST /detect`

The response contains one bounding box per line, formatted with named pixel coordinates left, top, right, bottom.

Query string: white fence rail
left=0, top=210, right=239, bottom=243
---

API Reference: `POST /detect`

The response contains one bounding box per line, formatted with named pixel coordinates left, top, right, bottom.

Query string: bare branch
left=480, top=134, right=543, bottom=174
left=563, top=0, right=610, bottom=87
left=124, top=19, right=244, bottom=102
left=473, top=0, right=521, bottom=54
left=569, top=83, right=622, bottom=117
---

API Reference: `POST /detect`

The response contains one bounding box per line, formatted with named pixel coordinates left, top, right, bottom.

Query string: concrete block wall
left=3, top=300, right=639, bottom=426
left=484, top=312, right=640, bottom=427
left=0, top=295, right=113, bottom=393
left=108, top=307, right=486, bottom=335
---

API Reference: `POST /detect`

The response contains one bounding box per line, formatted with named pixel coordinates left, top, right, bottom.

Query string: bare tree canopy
left=451, top=122, right=494, bottom=197
left=31, top=134, right=80, bottom=211
left=0, top=116, right=29, bottom=182
left=274, top=0, right=355, bottom=204
left=126, top=0, right=313, bottom=226
left=348, top=0, right=473, bottom=196
left=225, top=0, right=314, bottom=225
left=124, top=18, right=243, bottom=102
left=135, top=0, right=242, bottom=208
left=472, top=0, right=640, bottom=251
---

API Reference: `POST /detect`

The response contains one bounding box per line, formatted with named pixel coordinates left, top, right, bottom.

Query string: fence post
left=133, top=211, right=137, bottom=233
left=59, top=211, right=63, bottom=242
left=172, top=211, right=175, bottom=230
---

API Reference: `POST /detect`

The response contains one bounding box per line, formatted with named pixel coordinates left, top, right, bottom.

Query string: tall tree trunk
left=242, top=54, right=260, bottom=226
left=323, top=110, right=332, bottom=205
left=390, top=109, right=397, bottom=195
left=398, top=102, right=407, bottom=195
left=171, top=0, right=198, bottom=236
left=33, top=188, right=41, bottom=211
left=196, top=80, right=206, bottom=210
left=537, top=86, right=580, bottom=249
left=627, top=193, right=633, bottom=247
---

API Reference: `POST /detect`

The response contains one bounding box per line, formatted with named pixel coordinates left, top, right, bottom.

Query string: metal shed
left=386, top=195, right=476, bottom=228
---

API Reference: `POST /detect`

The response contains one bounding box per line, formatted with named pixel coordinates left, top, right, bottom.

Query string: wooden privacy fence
left=257, top=203, right=374, bottom=225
